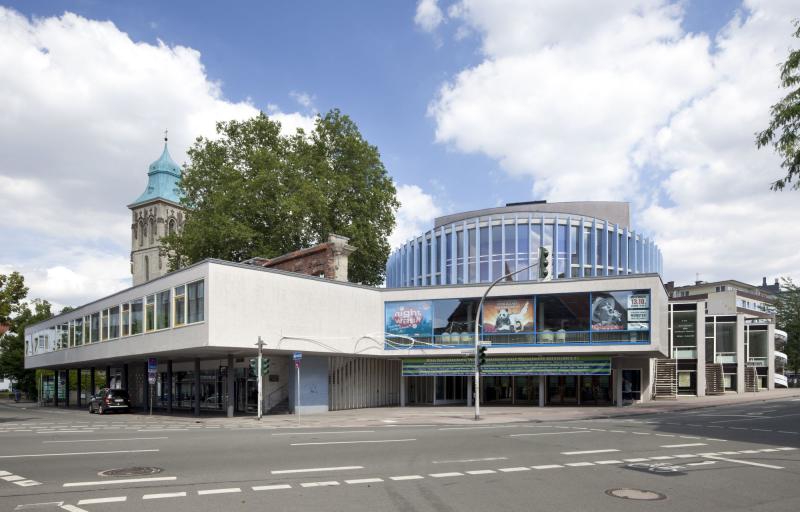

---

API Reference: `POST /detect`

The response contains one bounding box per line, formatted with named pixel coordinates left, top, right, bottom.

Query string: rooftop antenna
left=163, top=128, right=168, bottom=143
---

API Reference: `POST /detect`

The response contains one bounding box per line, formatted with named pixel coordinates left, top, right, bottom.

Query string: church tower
left=128, top=135, right=184, bottom=286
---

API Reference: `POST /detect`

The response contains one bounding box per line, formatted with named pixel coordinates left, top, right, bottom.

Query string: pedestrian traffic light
left=538, top=246, right=550, bottom=280
left=477, top=345, right=487, bottom=369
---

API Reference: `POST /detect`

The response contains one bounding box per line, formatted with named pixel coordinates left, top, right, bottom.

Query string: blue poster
left=385, top=301, right=433, bottom=339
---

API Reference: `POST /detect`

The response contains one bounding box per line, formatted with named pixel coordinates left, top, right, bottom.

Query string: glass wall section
left=537, top=293, right=590, bottom=342
left=90, top=312, right=100, bottom=343
left=467, top=228, right=476, bottom=282
left=434, top=234, right=442, bottom=284
left=715, top=318, right=737, bottom=363
left=517, top=223, right=529, bottom=280
left=530, top=220, right=541, bottom=250
left=582, top=225, right=592, bottom=273
left=157, top=290, right=170, bottom=330
left=433, top=299, right=479, bottom=345
left=569, top=225, right=578, bottom=277
left=122, top=304, right=130, bottom=336
left=479, top=226, right=489, bottom=282
left=747, top=327, right=769, bottom=366
left=174, top=286, right=186, bottom=326
left=456, top=229, right=464, bottom=284
left=109, top=306, right=120, bottom=339
left=83, top=316, right=90, bottom=343
left=101, top=310, right=109, bottom=341
left=445, top=232, right=453, bottom=284
left=131, top=299, right=143, bottom=335
left=590, top=290, right=650, bottom=343
left=556, top=224, right=568, bottom=279
left=490, top=223, right=502, bottom=280
left=595, top=227, right=603, bottom=272
left=504, top=222, right=516, bottom=277
left=74, top=318, right=83, bottom=345
left=672, top=309, right=697, bottom=359
left=145, top=295, right=156, bottom=332
left=187, top=280, right=205, bottom=323
left=60, top=323, right=69, bottom=349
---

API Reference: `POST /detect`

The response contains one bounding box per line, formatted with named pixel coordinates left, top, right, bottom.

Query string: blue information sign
left=293, top=352, right=303, bottom=361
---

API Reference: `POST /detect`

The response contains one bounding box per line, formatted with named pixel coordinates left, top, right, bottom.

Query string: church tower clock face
left=128, top=135, right=184, bottom=286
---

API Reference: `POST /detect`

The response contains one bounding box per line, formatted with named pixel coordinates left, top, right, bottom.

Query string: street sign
left=147, top=357, right=157, bottom=385
left=295, top=361, right=301, bottom=369
left=293, top=352, right=302, bottom=361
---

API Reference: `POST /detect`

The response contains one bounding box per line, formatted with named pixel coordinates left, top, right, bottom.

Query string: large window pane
left=517, top=224, right=529, bottom=278
left=188, top=280, right=204, bottom=323
left=556, top=224, right=567, bottom=278
left=491, top=224, right=502, bottom=279
left=537, top=293, right=590, bottom=342
left=157, top=290, right=171, bottom=329
left=90, top=313, right=100, bottom=343
left=456, top=230, right=464, bottom=284
left=467, top=228, right=476, bottom=282
left=122, top=304, right=130, bottom=337
left=174, top=285, right=186, bottom=326
left=74, top=318, right=83, bottom=345
left=145, top=295, right=155, bottom=332
left=504, top=224, right=516, bottom=277
left=433, top=298, right=479, bottom=345
left=131, top=299, right=143, bottom=335
left=479, top=226, right=489, bottom=282
left=101, top=310, right=109, bottom=341
left=716, top=322, right=736, bottom=357
left=109, top=306, right=120, bottom=338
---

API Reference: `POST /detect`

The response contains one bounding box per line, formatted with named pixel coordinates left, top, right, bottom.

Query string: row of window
left=387, top=217, right=661, bottom=288
left=27, top=280, right=204, bottom=356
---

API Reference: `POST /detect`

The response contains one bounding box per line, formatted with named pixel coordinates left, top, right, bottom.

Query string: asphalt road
left=2, top=398, right=800, bottom=512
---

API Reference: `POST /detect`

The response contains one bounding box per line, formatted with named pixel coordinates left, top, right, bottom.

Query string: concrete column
left=736, top=315, right=745, bottom=393
left=466, top=378, right=472, bottom=407
left=90, top=368, right=96, bottom=397
left=695, top=303, right=706, bottom=397
left=400, top=375, right=406, bottom=407
left=105, top=366, right=111, bottom=388
left=194, top=359, right=201, bottom=417
left=143, top=361, right=149, bottom=412
left=767, top=323, right=775, bottom=391
left=54, top=370, right=59, bottom=407
left=226, top=354, right=235, bottom=418
left=539, top=375, right=546, bottom=407
left=76, top=369, right=82, bottom=408
left=166, top=360, right=173, bottom=414
left=122, top=364, right=129, bottom=391
left=64, top=369, right=70, bottom=408
left=614, top=368, right=623, bottom=407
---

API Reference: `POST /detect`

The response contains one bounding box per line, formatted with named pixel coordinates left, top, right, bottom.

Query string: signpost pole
left=293, top=352, right=302, bottom=421
left=256, top=337, right=265, bottom=421
left=474, top=261, right=537, bottom=421
left=147, top=357, right=157, bottom=416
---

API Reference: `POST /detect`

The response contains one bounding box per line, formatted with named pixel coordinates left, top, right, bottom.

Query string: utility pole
left=473, top=259, right=539, bottom=421
left=256, top=337, right=265, bottom=420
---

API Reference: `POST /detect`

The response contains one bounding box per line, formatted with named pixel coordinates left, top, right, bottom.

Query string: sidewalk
left=6, top=388, right=799, bottom=427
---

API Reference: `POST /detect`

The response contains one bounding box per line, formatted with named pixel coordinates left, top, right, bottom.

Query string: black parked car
left=88, top=388, right=131, bottom=414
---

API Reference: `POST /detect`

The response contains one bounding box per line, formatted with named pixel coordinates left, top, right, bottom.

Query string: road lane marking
left=138, top=428, right=189, bottom=432
left=77, top=497, right=126, bottom=505
left=2, top=475, right=24, bottom=481
left=345, top=478, right=384, bottom=484
left=198, top=488, right=241, bottom=495
left=63, top=476, right=176, bottom=487
left=565, top=462, right=594, bottom=467
left=59, top=505, right=89, bottom=512
left=532, top=465, right=563, bottom=469
left=16, top=480, right=42, bottom=486
left=252, top=484, right=292, bottom=491
left=623, top=458, right=649, bottom=462
left=649, top=456, right=675, bottom=460
left=687, top=461, right=716, bottom=466
left=466, top=470, right=496, bottom=475
left=661, top=443, right=707, bottom=448
left=703, top=455, right=784, bottom=470
left=433, top=457, right=507, bottom=464
left=562, top=449, right=619, bottom=455
left=44, top=437, right=168, bottom=443
left=272, top=430, right=375, bottom=436
left=300, top=481, right=340, bottom=487
left=510, top=431, right=591, bottom=437
left=291, top=439, right=415, bottom=446
left=594, top=460, right=623, bottom=464
left=143, top=492, right=187, bottom=499
left=271, top=465, right=364, bottom=474
left=430, top=472, right=463, bottom=478
left=2, top=449, right=159, bottom=459
left=37, top=430, right=96, bottom=434
left=438, top=426, right=518, bottom=431
left=498, top=467, right=530, bottom=472
left=672, top=454, right=697, bottom=458
left=390, top=475, right=424, bottom=481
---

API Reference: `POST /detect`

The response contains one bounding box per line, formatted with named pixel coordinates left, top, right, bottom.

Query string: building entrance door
left=547, top=376, right=578, bottom=405
left=235, top=376, right=259, bottom=413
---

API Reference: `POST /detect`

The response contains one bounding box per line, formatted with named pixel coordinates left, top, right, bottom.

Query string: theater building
left=25, top=152, right=672, bottom=416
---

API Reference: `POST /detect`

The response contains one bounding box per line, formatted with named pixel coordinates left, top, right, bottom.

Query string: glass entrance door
left=482, top=376, right=513, bottom=404
left=547, top=376, right=578, bottom=405
left=579, top=376, right=611, bottom=405
left=514, top=376, right=538, bottom=404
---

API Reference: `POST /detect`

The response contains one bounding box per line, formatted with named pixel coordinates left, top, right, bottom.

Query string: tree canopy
left=0, top=272, right=52, bottom=398
left=163, top=109, right=399, bottom=286
left=775, top=278, right=800, bottom=379
left=756, top=19, right=800, bottom=191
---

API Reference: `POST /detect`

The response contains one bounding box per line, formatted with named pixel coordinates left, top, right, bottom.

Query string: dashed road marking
left=143, top=492, right=187, bottom=499
left=252, top=484, right=292, bottom=491
left=271, top=465, right=364, bottom=475
left=345, top=478, right=384, bottom=484
left=562, top=449, right=619, bottom=455
left=466, top=469, right=496, bottom=475
left=300, top=481, right=340, bottom=488
left=661, top=443, right=707, bottom=448
left=198, top=488, right=241, bottom=495
left=390, top=475, right=424, bottom=481
left=429, top=472, right=463, bottom=478
left=77, top=497, right=126, bottom=505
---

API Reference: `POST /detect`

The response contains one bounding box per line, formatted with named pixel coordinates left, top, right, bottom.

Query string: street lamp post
left=473, top=260, right=539, bottom=421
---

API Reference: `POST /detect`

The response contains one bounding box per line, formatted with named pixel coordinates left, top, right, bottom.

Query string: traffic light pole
left=256, top=337, right=265, bottom=421
left=473, top=260, right=539, bottom=421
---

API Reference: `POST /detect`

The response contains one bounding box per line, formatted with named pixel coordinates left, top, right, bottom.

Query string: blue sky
left=0, top=1, right=797, bottom=308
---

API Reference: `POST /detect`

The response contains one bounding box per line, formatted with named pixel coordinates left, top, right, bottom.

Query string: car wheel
left=88, top=404, right=94, bottom=414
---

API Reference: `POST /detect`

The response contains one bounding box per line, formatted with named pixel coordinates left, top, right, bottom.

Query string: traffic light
left=538, top=246, right=550, bottom=280
left=249, top=358, right=257, bottom=376
left=262, top=358, right=270, bottom=375
left=477, top=345, right=487, bottom=369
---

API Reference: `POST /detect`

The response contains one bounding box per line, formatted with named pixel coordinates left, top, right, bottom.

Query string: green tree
left=163, top=109, right=398, bottom=285
left=775, top=278, right=800, bottom=381
left=756, top=19, right=800, bottom=190
left=0, top=271, right=28, bottom=326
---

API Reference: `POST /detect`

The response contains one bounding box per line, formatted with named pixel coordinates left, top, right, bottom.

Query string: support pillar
left=64, top=369, right=70, bottom=409
left=143, top=361, right=149, bottom=412
left=122, top=364, right=129, bottom=391
left=194, top=359, right=201, bottom=417
left=54, top=370, right=60, bottom=407
left=736, top=316, right=745, bottom=393
left=466, top=378, right=472, bottom=407
left=539, top=375, right=546, bottom=407
left=76, top=369, right=82, bottom=408
left=90, top=368, right=96, bottom=397
left=167, top=360, right=173, bottom=414
left=400, top=376, right=406, bottom=407
left=696, top=302, right=706, bottom=397
left=105, top=366, right=111, bottom=389
left=614, top=368, right=623, bottom=407
left=226, top=354, right=234, bottom=418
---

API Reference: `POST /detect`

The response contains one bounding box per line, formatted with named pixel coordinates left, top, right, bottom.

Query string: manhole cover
left=606, top=488, right=667, bottom=501
left=98, top=467, right=163, bottom=477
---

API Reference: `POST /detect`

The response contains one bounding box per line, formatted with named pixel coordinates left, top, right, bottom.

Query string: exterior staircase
left=705, top=363, right=725, bottom=395
left=745, top=366, right=758, bottom=392
left=653, top=359, right=677, bottom=399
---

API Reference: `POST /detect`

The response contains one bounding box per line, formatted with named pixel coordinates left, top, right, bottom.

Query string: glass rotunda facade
left=386, top=201, right=662, bottom=288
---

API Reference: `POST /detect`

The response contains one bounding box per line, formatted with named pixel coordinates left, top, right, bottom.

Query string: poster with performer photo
left=482, top=298, right=534, bottom=333
left=590, top=292, right=626, bottom=331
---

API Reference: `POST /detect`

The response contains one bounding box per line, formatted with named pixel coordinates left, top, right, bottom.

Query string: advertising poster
left=590, top=292, right=626, bottom=331
left=628, top=294, right=649, bottom=309
left=482, top=298, right=534, bottom=333
left=385, top=301, right=433, bottom=339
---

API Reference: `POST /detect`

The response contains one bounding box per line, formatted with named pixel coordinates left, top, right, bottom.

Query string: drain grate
left=606, top=488, right=667, bottom=501
left=98, top=467, right=163, bottom=477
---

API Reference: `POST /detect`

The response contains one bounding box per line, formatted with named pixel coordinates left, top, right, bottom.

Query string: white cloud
left=289, top=90, right=316, bottom=112
left=0, top=8, right=316, bottom=306
left=425, top=0, right=800, bottom=284
left=390, top=184, right=443, bottom=248
left=415, top=0, right=445, bottom=32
